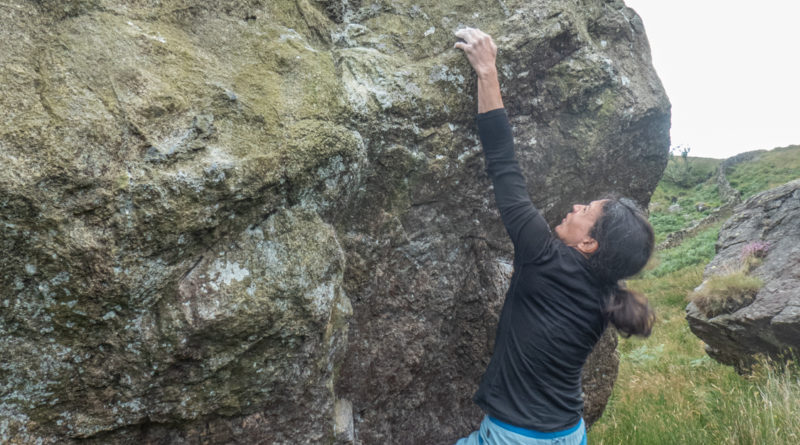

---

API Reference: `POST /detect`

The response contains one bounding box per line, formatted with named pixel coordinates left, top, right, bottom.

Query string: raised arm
left=454, top=28, right=504, bottom=113
left=455, top=28, right=553, bottom=260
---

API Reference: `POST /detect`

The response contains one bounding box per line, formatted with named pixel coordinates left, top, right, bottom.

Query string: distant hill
left=725, top=145, right=800, bottom=199
left=648, top=145, right=800, bottom=244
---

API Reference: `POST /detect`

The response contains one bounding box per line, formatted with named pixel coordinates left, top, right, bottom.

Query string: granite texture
left=0, top=1, right=669, bottom=443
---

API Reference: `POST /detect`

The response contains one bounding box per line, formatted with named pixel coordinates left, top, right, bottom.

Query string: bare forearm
left=477, top=69, right=504, bottom=113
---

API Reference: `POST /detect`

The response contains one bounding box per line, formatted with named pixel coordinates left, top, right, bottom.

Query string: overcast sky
left=624, top=0, right=800, bottom=159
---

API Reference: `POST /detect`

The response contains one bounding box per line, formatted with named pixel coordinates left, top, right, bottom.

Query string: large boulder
left=687, top=179, right=800, bottom=372
left=0, top=1, right=669, bottom=443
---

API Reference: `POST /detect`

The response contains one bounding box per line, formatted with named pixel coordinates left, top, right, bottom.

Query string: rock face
left=0, top=1, right=669, bottom=443
left=687, top=179, right=800, bottom=372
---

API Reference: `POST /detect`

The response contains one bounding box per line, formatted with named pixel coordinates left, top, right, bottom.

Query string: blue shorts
left=455, top=416, right=587, bottom=445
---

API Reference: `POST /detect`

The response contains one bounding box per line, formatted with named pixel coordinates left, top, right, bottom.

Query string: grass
left=648, top=156, right=723, bottom=243
left=726, top=145, right=800, bottom=199
left=590, top=264, right=800, bottom=444
left=690, top=270, right=763, bottom=318
left=644, top=224, right=720, bottom=278
left=647, top=146, right=800, bottom=244
left=589, top=146, right=800, bottom=444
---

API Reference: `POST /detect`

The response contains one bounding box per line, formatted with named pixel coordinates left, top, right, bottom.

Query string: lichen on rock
left=1, top=0, right=669, bottom=443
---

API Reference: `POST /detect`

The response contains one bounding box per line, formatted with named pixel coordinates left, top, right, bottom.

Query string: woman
left=453, top=28, right=656, bottom=445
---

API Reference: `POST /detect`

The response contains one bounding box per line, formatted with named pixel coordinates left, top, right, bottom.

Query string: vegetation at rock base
left=689, top=241, right=768, bottom=319
left=589, top=145, right=800, bottom=444
left=690, top=271, right=763, bottom=319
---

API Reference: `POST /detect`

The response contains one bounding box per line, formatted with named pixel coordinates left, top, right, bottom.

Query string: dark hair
left=588, top=197, right=656, bottom=337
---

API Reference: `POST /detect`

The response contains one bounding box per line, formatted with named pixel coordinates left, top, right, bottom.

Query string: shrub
left=739, top=240, right=770, bottom=272
left=741, top=240, right=770, bottom=260
left=691, top=271, right=763, bottom=318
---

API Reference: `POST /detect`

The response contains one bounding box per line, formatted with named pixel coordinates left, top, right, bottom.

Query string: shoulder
left=524, top=236, right=588, bottom=268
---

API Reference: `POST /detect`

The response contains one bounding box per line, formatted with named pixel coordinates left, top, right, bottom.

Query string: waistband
left=487, top=417, right=584, bottom=439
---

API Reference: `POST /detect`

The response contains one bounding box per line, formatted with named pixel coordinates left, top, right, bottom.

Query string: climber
left=452, top=27, right=656, bottom=445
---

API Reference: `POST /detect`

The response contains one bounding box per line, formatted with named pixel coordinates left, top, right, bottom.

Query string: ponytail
left=589, top=197, right=656, bottom=338
left=605, top=283, right=655, bottom=338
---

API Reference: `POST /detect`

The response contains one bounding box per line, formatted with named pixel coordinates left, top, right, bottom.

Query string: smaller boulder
left=686, top=179, right=800, bottom=372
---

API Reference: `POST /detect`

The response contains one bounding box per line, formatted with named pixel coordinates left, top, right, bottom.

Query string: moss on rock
left=0, top=0, right=670, bottom=443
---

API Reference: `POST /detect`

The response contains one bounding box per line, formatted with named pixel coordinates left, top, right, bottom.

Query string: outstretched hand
left=454, top=27, right=498, bottom=79
left=454, top=27, right=504, bottom=113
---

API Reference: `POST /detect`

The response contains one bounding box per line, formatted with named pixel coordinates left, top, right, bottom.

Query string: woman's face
left=555, top=199, right=607, bottom=249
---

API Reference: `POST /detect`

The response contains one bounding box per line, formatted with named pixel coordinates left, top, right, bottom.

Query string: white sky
left=623, top=0, right=800, bottom=159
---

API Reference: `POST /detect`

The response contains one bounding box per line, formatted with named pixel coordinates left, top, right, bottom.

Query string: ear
left=576, top=236, right=599, bottom=255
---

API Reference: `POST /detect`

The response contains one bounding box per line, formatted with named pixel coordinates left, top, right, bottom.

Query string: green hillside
left=648, top=154, right=722, bottom=244
left=647, top=145, right=800, bottom=244
left=727, top=145, right=800, bottom=199
left=589, top=145, right=800, bottom=444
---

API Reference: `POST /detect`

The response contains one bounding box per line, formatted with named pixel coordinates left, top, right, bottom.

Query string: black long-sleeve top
left=473, top=108, right=608, bottom=432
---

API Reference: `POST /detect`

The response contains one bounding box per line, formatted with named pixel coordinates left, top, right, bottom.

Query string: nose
left=572, top=204, right=582, bottom=213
